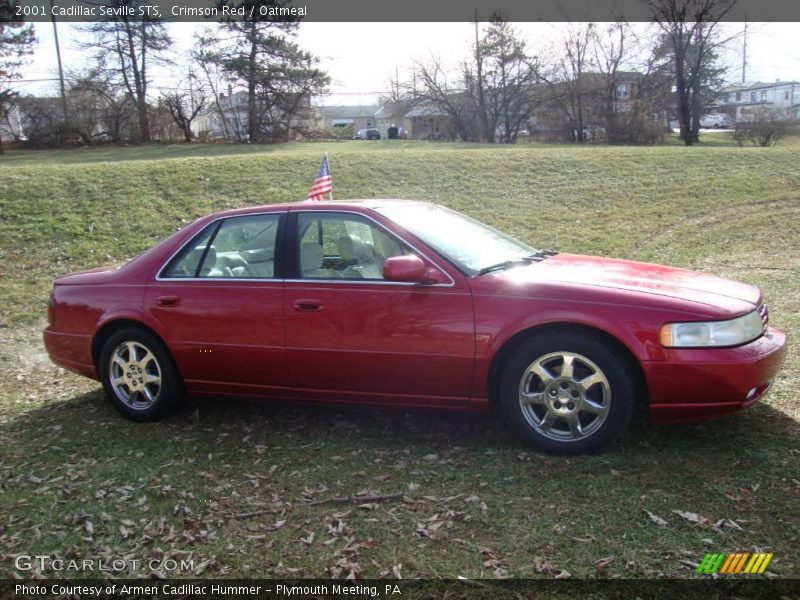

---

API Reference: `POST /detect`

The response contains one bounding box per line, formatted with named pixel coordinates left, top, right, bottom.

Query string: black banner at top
left=10, top=0, right=800, bottom=22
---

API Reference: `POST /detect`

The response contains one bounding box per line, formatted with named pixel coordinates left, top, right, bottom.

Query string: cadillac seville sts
left=44, top=201, right=787, bottom=453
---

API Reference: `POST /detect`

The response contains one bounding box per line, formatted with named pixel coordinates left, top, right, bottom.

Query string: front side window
left=375, top=204, right=537, bottom=276
left=296, top=212, right=412, bottom=280
left=161, top=214, right=281, bottom=279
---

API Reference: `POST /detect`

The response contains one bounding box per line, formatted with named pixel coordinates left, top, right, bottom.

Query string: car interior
left=163, top=213, right=413, bottom=281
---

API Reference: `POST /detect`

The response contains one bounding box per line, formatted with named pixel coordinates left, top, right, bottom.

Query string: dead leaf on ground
left=644, top=509, right=668, bottom=526
left=672, top=510, right=708, bottom=526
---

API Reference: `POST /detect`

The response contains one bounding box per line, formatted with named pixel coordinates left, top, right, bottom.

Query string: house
left=193, top=90, right=316, bottom=142
left=315, top=104, right=379, bottom=133
left=717, top=81, right=800, bottom=122
left=531, top=71, right=654, bottom=142
left=374, top=101, right=412, bottom=138
left=192, top=91, right=250, bottom=141
left=404, top=104, right=456, bottom=140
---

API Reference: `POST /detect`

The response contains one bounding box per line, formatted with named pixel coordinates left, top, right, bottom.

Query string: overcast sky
left=22, top=21, right=800, bottom=105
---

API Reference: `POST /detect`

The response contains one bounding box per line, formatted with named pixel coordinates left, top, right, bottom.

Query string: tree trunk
left=122, top=19, right=150, bottom=143
left=247, top=25, right=258, bottom=143
left=183, top=127, right=192, bottom=143
left=0, top=128, right=4, bottom=154
left=690, top=109, right=701, bottom=143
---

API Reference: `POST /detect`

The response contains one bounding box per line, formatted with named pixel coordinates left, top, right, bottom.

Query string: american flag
left=307, top=154, right=333, bottom=201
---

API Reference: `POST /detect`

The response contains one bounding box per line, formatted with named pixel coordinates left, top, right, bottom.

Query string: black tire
left=98, top=327, right=183, bottom=421
left=498, top=330, right=636, bottom=454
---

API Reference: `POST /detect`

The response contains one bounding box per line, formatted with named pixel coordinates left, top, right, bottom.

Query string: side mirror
left=383, top=255, right=447, bottom=284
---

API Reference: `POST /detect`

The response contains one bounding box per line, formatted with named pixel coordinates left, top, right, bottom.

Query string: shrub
left=733, top=108, right=799, bottom=147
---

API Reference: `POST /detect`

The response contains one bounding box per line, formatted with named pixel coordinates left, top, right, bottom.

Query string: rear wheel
left=99, top=328, right=182, bottom=421
left=499, top=331, right=635, bottom=454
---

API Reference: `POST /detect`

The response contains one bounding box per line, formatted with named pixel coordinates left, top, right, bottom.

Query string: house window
left=615, top=84, right=629, bottom=99
left=736, top=91, right=742, bottom=101
left=784, top=90, right=790, bottom=101
left=761, top=90, right=767, bottom=102
left=366, top=119, right=373, bottom=127
left=751, top=91, right=757, bottom=103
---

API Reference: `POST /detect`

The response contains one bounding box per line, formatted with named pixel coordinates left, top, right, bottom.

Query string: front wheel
left=98, top=328, right=183, bottom=421
left=499, top=331, right=636, bottom=454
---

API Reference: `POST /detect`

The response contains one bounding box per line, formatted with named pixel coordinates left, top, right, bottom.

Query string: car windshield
left=375, top=203, right=539, bottom=275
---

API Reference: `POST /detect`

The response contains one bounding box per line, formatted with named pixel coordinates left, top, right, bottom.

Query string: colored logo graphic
left=697, top=552, right=773, bottom=575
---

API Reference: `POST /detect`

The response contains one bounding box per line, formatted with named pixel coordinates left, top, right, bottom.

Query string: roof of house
left=722, top=81, right=799, bottom=92
left=405, top=104, right=450, bottom=118
left=317, top=105, right=379, bottom=118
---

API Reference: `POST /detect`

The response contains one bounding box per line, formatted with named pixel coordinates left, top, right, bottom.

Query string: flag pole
left=327, top=153, right=333, bottom=201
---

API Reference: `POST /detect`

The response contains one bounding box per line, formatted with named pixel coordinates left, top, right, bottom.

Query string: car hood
left=483, top=253, right=761, bottom=316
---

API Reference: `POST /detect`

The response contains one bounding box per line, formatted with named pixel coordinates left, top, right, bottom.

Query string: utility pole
left=50, top=0, right=68, bottom=123
left=741, top=16, right=748, bottom=83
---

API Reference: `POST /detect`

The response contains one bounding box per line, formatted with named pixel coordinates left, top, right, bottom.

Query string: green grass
left=0, top=139, right=798, bottom=581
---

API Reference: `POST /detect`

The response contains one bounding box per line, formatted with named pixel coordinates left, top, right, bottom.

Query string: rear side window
left=160, top=224, right=218, bottom=278
left=161, top=214, right=281, bottom=279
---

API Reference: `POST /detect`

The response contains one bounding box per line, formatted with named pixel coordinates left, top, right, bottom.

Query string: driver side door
left=284, top=209, right=475, bottom=408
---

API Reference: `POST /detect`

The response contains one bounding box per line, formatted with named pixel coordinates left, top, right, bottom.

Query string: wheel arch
left=91, top=318, right=171, bottom=371
left=487, top=322, right=648, bottom=412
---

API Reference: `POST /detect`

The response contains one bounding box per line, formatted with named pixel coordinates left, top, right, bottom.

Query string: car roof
left=207, top=199, right=435, bottom=219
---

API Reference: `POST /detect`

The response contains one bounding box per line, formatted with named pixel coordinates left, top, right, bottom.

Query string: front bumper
left=646, top=326, right=787, bottom=423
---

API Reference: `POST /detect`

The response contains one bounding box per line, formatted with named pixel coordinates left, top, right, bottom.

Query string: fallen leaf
left=644, top=509, right=668, bottom=526
left=555, top=569, right=572, bottom=579
left=594, top=556, right=614, bottom=570
left=672, top=510, right=708, bottom=526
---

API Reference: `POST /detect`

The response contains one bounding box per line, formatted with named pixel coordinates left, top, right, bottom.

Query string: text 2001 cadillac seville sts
left=44, top=200, right=787, bottom=453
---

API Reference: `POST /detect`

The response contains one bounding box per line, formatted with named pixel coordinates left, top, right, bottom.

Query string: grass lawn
left=0, top=138, right=798, bottom=581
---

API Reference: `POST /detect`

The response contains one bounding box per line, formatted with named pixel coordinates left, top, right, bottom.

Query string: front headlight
left=660, top=310, right=764, bottom=348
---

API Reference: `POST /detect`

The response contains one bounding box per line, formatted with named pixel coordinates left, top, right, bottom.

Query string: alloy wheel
left=108, top=341, right=162, bottom=411
left=518, top=351, right=611, bottom=442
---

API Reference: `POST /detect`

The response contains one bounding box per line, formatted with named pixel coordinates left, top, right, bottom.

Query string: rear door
left=145, top=211, right=289, bottom=398
left=283, top=209, right=475, bottom=408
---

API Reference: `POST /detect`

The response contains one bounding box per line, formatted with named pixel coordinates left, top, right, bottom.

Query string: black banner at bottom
left=3, top=579, right=800, bottom=600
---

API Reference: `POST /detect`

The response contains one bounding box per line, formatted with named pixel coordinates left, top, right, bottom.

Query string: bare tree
left=407, top=17, right=540, bottom=144
left=67, top=62, right=137, bottom=144
left=196, top=3, right=328, bottom=143
left=649, top=0, right=735, bottom=145
left=192, top=29, right=237, bottom=141
left=464, top=16, right=542, bottom=143
left=541, top=23, right=596, bottom=143
left=412, top=57, right=476, bottom=141
left=162, top=75, right=206, bottom=142
left=0, top=1, right=35, bottom=153
left=79, top=0, right=173, bottom=143
left=592, top=22, right=634, bottom=142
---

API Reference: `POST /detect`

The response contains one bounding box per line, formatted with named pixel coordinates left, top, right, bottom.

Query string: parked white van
left=700, top=113, right=733, bottom=129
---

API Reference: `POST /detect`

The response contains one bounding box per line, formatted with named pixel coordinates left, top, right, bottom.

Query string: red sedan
left=44, top=201, right=787, bottom=453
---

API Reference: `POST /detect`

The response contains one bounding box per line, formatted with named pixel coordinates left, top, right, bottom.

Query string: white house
left=718, top=81, right=800, bottom=121
left=192, top=90, right=249, bottom=141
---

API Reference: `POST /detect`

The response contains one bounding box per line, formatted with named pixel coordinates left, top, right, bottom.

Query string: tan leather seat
left=300, top=243, right=338, bottom=278
left=338, top=235, right=383, bottom=279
